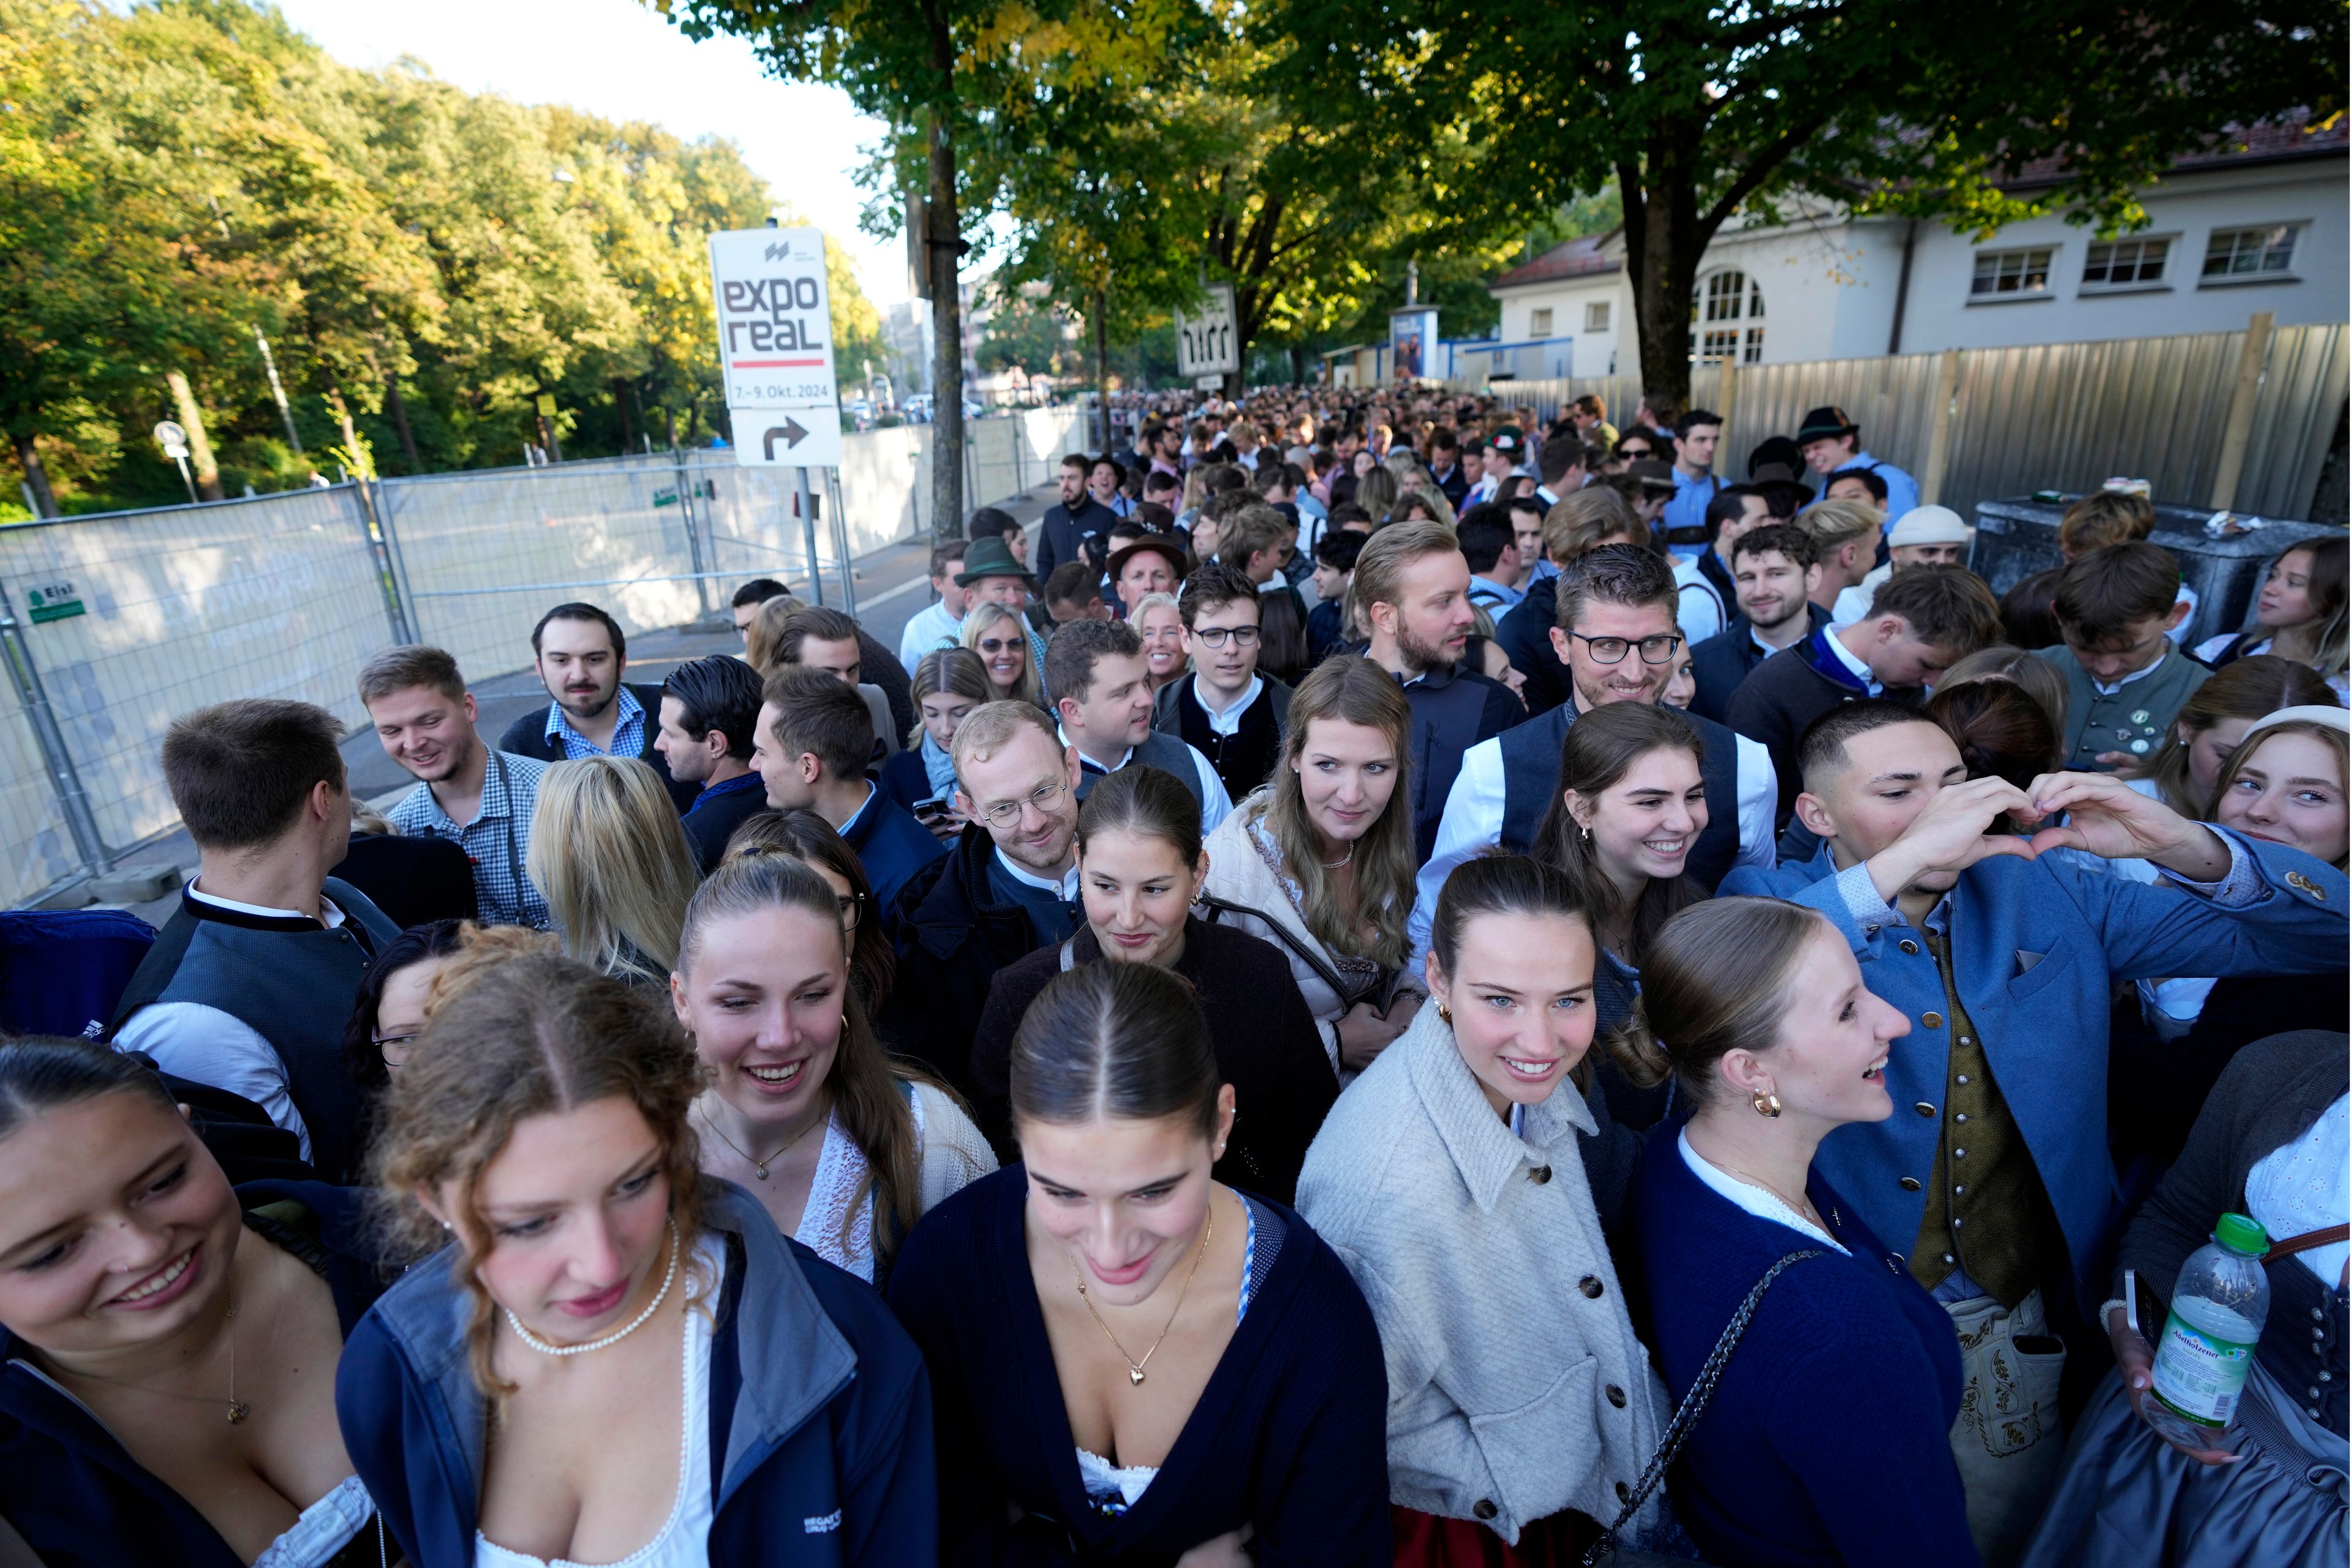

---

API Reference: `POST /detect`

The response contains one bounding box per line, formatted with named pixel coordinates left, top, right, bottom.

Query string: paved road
left=100, top=483, right=1058, bottom=926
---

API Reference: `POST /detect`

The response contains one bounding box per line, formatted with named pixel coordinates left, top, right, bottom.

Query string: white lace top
left=252, top=1474, right=374, bottom=1568
left=796, top=1108, right=883, bottom=1281
left=475, top=1240, right=722, bottom=1568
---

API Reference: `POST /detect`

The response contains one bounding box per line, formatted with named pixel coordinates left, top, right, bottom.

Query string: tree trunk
left=612, top=378, right=635, bottom=456
left=1091, top=285, right=1110, bottom=452
left=1621, top=127, right=1705, bottom=419
left=1289, top=344, right=1305, bottom=385
left=12, top=432, right=58, bottom=518
left=925, top=20, right=966, bottom=542
left=384, top=368, right=420, bottom=472
left=164, top=370, right=224, bottom=501
left=326, top=385, right=374, bottom=480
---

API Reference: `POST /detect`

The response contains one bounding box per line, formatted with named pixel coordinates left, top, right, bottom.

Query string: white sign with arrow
left=708, top=226, right=844, bottom=469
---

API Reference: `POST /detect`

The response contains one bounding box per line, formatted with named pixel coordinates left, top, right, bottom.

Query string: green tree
left=1265, top=0, right=2345, bottom=410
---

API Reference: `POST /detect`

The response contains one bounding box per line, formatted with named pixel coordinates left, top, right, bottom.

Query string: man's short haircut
left=758, top=666, right=872, bottom=779
left=1825, top=466, right=1890, bottom=504
left=968, top=506, right=1020, bottom=540
left=1796, top=498, right=1883, bottom=554
left=1044, top=561, right=1100, bottom=608
left=2056, top=490, right=2157, bottom=556
left=1252, top=460, right=1303, bottom=497
left=1314, top=530, right=1365, bottom=571
left=1204, top=463, right=1250, bottom=497
left=1221, top=503, right=1294, bottom=567
left=163, top=699, right=347, bottom=850
left=1537, top=434, right=1594, bottom=486
left=1061, top=451, right=1089, bottom=473
left=732, top=578, right=790, bottom=609
left=2052, top=541, right=2182, bottom=643
left=1327, top=501, right=1374, bottom=529
left=1351, top=520, right=1462, bottom=623
left=774, top=604, right=861, bottom=666
left=1457, top=512, right=1516, bottom=576
left=1703, top=483, right=1766, bottom=537
left=531, top=601, right=625, bottom=660
left=1044, top=617, right=1144, bottom=706
left=1199, top=488, right=1255, bottom=529
left=949, top=698, right=1061, bottom=779
left=1142, top=469, right=1180, bottom=497
left=662, top=654, right=763, bottom=761
left=1754, top=480, right=1812, bottom=520
left=1673, top=408, right=1722, bottom=440
left=1178, top=561, right=1261, bottom=628
left=1543, top=484, right=1646, bottom=565
left=929, top=541, right=965, bottom=579
left=1430, top=428, right=1461, bottom=454
left=1556, top=543, right=1678, bottom=631
left=1503, top=492, right=1548, bottom=527
left=1867, top=564, right=2003, bottom=656
left=358, top=644, right=467, bottom=706
left=1731, top=522, right=1818, bottom=573
left=1798, top=698, right=1940, bottom=794
left=1572, top=393, right=1607, bottom=420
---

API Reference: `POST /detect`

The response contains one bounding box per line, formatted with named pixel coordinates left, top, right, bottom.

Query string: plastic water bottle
left=2144, top=1212, right=2271, bottom=1448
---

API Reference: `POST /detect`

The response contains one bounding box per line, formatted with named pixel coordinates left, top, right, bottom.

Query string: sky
left=272, top=0, right=911, bottom=309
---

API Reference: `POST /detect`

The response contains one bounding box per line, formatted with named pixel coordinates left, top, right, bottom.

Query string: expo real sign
left=707, top=226, right=843, bottom=469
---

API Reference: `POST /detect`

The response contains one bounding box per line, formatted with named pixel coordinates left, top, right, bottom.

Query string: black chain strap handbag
left=1580, top=1250, right=1824, bottom=1567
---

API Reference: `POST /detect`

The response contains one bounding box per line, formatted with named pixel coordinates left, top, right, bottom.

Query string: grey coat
left=1296, top=1005, right=1664, bottom=1544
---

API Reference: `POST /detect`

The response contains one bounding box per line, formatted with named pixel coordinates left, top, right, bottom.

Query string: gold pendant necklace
left=1070, top=1207, right=1213, bottom=1387
left=696, top=1101, right=822, bottom=1182
left=58, top=1289, right=246, bottom=1423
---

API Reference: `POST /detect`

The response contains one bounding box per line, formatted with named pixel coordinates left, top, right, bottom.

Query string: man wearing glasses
left=1408, top=544, right=1780, bottom=969
left=1153, top=562, right=1295, bottom=802
left=883, top=701, right=1085, bottom=1095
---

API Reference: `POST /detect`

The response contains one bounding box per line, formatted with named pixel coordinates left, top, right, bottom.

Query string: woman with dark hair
left=1300, top=858, right=1667, bottom=1565
left=0, top=1038, right=389, bottom=1566
left=889, top=961, right=1390, bottom=1565
left=671, top=851, right=993, bottom=1283
left=339, top=935, right=938, bottom=1566
left=722, top=808, right=897, bottom=1015
left=2123, top=654, right=2338, bottom=821
left=1928, top=678, right=2061, bottom=799
left=2195, top=535, right=2349, bottom=699
left=1619, top=899, right=1976, bottom=1568
left=969, top=765, right=1337, bottom=1200
left=1252, top=584, right=1313, bottom=687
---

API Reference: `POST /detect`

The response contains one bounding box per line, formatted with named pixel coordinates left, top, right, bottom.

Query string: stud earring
left=1752, top=1091, right=1782, bottom=1119
left=1435, top=1001, right=1453, bottom=1025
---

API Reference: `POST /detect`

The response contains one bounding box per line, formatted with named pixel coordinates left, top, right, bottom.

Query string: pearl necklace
left=505, top=1218, right=679, bottom=1357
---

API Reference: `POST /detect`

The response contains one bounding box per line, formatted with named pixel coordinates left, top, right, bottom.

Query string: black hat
left=1748, top=435, right=1807, bottom=479
left=1107, top=535, right=1190, bottom=583
left=1628, top=458, right=1678, bottom=494
left=1795, top=407, right=1859, bottom=444
left=954, top=535, right=1036, bottom=587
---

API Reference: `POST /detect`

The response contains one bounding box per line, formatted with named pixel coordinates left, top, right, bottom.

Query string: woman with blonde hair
left=670, top=851, right=993, bottom=1284
left=341, top=936, right=938, bottom=1565
left=1354, top=466, right=1401, bottom=523
left=526, top=753, right=699, bottom=987
left=2120, top=654, right=2336, bottom=820
left=1131, top=590, right=1189, bottom=691
left=962, top=600, right=1046, bottom=707
left=740, top=590, right=802, bottom=673
left=1200, top=656, right=1423, bottom=1079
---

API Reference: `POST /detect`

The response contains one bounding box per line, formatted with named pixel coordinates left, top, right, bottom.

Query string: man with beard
left=1353, top=520, right=1524, bottom=862
left=496, top=601, right=697, bottom=812
left=366, top=644, right=552, bottom=929
left=1686, top=525, right=1831, bottom=723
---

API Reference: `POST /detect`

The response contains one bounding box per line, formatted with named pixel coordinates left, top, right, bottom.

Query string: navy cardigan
left=0, top=1182, right=384, bottom=1568
left=888, top=1166, right=1392, bottom=1567
left=1627, top=1130, right=1979, bottom=1568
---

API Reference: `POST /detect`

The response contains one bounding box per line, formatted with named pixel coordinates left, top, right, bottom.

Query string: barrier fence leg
left=349, top=479, right=415, bottom=646
left=796, top=466, right=826, bottom=607
left=0, top=579, right=111, bottom=881
left=826, top=469, right=858, bottom=616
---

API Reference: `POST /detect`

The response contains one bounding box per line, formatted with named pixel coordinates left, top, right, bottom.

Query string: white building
left=1476, top=123, right=2348, bottom=380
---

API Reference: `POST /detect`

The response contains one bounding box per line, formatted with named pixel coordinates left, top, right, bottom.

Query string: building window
left=1691, top=271, right=1764, bottom=364
left=1585, top=301, right=1611, bottom=333
left=2201, top=224, right=2302, bottom=282
left=1529, top=307, right=1554, bottom=336
left=2081, top=238, right=2169, bottom=289
left=1970, top=247, right=2054, bottom=298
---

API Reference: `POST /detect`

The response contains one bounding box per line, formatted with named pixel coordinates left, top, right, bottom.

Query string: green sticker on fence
left=25, top=583, right=84, bottom=624
left=654, top=487, right=679, bottom=508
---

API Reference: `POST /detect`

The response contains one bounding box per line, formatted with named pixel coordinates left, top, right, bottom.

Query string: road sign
left=153, top=421, right=189, bottom=459
left=727, top=407, right=842, bottom=469
left=1175, top=284, right=1239, bottom=379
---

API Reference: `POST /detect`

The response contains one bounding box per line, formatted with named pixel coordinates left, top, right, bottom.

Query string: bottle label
left=2150, top=1308, right=2256, bottom=1427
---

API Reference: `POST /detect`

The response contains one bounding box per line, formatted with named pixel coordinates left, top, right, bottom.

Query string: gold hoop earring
left=1752, top=1091, right=1782, bottom=1119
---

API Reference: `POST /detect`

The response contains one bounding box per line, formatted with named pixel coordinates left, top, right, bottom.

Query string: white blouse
left=1679, top=1129, right=1850, bottom=1256
left=2247, top=1093, right=2350, bottom=1285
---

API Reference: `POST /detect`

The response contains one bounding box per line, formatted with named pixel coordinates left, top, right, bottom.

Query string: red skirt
left=1390, top=1504, right=1601, bottom=1568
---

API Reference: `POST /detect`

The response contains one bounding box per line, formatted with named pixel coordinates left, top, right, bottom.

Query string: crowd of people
left=1, top=381, right=2346, bottom=1568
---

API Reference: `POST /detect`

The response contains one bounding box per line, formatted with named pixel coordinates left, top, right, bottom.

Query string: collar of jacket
left=1399, top=1004, right=1595, bottom=1213
left=907, top=821, right=1031, bottom=957
left=363, top=1178, right=856, bottom=1512
left=177, top=882, right=330, bottom=933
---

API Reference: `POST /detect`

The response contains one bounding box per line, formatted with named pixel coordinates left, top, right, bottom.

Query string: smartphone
left=911, top=795, right=948, bottom=823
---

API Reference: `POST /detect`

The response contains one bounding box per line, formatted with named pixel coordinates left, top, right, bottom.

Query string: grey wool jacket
left=1295, top=1005, right=1665, bottom=1544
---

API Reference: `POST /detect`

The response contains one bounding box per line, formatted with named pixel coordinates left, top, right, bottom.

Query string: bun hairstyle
left=1927, top=677, right=2059, bottom=828
left=719, top=808, right=897, bottom=1014
left=0, top=1036, right=178, bottom=1143
left=1076, top=763, right=1202, bottom=869
left=1429, top=854, right=1588, bottom=979
left=369, top=939, right=707, bottom=1399
left=1607, top=897, right=1826, bottom=1102
left=1009, top=962, right=1221, bottom=1142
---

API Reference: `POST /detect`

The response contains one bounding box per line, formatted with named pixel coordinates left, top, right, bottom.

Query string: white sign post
left=1174, top=283, right=1240, bottom=383
left=709, top=226, right=847, bottom=603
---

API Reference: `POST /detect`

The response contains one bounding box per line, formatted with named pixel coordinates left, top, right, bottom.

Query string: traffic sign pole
left=796, top=466, right=824, bottom=606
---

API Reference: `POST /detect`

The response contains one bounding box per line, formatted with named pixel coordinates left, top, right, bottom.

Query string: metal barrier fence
left=1449, top=321, right=2349, bottom=522
left=0, top=408, right=1085, bottom=908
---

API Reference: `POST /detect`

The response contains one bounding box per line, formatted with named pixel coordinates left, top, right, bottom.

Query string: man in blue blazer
left=1722, top=698, right=2346, bottom=1559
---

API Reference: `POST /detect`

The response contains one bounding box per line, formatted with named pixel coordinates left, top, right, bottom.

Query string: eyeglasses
left=1567, top=630, right=1684, bottom=665
left=375, top=1031, right=420, bottom=1068
left=976, top=776, right=1069, bottom=830
left=1190, top=625, right=1261, bottom=649
left=835, top=889, right=866, bottom=932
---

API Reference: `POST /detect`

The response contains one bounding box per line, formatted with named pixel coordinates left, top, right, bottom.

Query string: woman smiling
left=969, top=765, right=1338, bottom=1202
left=889, top=960, right=1389, bottom=1564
